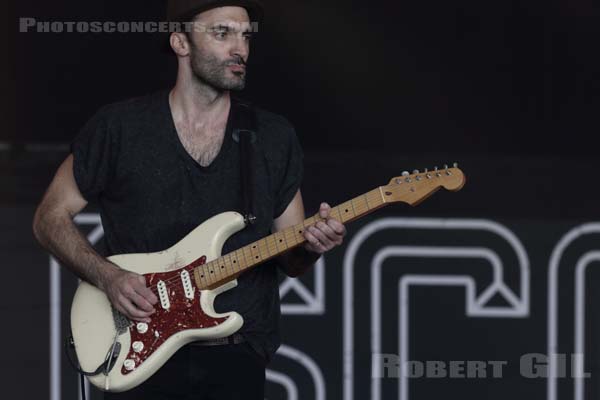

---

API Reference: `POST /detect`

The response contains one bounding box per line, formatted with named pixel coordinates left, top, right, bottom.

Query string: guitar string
left=141, top=199, right=358, bottom=293
left=131, top=187, right=393, bottom=307
left=120, top=173, right=455, bottom=315
left=141, top=194, right=377, bottom=294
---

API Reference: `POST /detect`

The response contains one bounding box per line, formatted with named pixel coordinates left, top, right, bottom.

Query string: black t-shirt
left=71, top=89, right=303, bottom=361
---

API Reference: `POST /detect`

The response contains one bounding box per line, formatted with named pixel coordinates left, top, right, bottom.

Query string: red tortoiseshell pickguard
left=121, top=256, right=228, bottom=375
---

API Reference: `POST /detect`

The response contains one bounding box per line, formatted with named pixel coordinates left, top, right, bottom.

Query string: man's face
left=186, top=6, right=253, bottom=91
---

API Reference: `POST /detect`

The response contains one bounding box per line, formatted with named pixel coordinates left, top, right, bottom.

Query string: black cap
left=166, top=0, right=264, bottom=22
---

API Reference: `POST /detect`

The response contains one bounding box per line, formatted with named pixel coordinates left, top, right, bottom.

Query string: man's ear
left=170, top=32, right=191, bottom=57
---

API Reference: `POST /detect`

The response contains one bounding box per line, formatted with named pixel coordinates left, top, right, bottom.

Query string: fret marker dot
left=345, top=209, right=348, bottom=212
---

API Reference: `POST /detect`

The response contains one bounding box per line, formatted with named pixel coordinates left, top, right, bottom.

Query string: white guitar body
left=70, top=212, right=246, bottom=392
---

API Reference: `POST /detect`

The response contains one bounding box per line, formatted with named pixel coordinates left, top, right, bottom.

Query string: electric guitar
left=70, top=165, right=466, bottom=392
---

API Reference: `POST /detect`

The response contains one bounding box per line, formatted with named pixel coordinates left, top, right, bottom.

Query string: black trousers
left=104, top=342, right=266, bottom=400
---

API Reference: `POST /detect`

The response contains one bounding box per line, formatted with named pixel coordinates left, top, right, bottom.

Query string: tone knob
left=123, top=359, right=136, bottom=371
left=132, top=341, right=144, bottom=353
left=136, top=322, right=148, bottom=334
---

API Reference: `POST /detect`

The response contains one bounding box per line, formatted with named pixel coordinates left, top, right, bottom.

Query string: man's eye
left=214, top=31, right=227, bottom=39
left=243, top=34, right=253, bottom=41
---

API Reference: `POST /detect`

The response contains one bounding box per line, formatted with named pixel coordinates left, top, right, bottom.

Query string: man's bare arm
left=33, top=155, right=157, bottom=322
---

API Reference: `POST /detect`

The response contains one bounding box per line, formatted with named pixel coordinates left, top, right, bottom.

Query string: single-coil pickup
left=157, top=280, right=170, bottom=310
left=180, top=270, right=194, bottom=300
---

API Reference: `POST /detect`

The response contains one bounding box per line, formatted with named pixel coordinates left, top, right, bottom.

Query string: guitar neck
left=192, top=187, right=387, bottom=289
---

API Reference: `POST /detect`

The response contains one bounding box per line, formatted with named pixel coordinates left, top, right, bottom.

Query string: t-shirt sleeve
left=273, top=124, right=304, bottom=219
left=70, top=106, right=119, bottom=204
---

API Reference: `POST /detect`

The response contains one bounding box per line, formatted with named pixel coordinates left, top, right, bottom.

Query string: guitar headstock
left=382, top=163, right=466, bottom=206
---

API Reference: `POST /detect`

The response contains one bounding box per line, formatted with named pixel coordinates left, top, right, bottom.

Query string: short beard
left=188, top=41, right=246, bottom=91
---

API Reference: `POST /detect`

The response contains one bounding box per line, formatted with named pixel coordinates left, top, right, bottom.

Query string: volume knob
left=132, top=341, right=144, bottom=353
left=136, top=322, right=148, bottom=334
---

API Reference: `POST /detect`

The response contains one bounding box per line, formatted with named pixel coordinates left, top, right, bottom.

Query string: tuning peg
left=402, top=171, right=409, bottom=176
left=413, top=169, right=419, bottom=174
left=425, top=168, right=432, bottom=179
left=453, top=162, right=458, bottom=168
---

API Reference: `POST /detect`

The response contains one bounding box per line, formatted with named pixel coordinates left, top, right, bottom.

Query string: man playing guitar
left=32, top=1, right=346, bottom=398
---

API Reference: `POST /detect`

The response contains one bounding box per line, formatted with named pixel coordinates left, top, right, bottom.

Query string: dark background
left=5, top=0, right=600, bottom=399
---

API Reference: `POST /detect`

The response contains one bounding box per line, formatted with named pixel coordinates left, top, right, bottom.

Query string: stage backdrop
left=9, top=0, right=600, bottom=398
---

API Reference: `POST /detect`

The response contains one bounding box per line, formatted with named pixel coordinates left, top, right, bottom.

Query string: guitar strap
left=231, top=98, right=258, bottom=226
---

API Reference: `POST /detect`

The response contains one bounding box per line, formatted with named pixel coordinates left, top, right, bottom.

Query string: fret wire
left=356, top=196, right=369, bottom=214
left=339, top=202, right=349, bottom=222
left=259, top=241, right=266, bottom=260
left=217, top=259, right=226, bottom=280
left=193, top=268, right=202, bottom=288
left=199, top=266, right=208, bottom=288
left=277, top=230, right=287, bottom=253
left=283, top=227, right=291, bottom=249
left=210, top=257, right=223, bottom=282
left=249, top=242, right=260, bottom=264
left=197, top=263, right=206, bottom=286
left=217, top=257, right=228, bottom=280
left=293, top=224, right=301, bottom=244
left=333, top=207, right=343, bottom=222
left=238, top=248, right=249, bottom=271
left=371, top=190, right=382, bottom=208
left=270, top=234, right=279, bottom=255
left=220, top=256, right=230, bottom=280
left=219, top=254, right=226, bottom=278
left=284, top=227, right=295, bottom=248
left=363, top=193, right=371, bottom=210
left=203, top=263, right=213, bottom=286
left=296, top=223, right=307, bottom=244
left=272, top=233, right=280, bottom=254
left=265, top=238, right=274, bottom=258
left=207, top=263, right=215, bottom=285
left=228, top=252, right=238, bottom=275
left=242, top=248, right=250, bottom=270
left=257, top=240, right=264, bottom=260
left=208, top=263, right=221, bottom=283
left=264, top=239, right=272, bottom=258
left=193, top=266, right=201, bottom=287
left=230, top=251, right=240, bottom=273
left=350, top=199, right=357, bottom=219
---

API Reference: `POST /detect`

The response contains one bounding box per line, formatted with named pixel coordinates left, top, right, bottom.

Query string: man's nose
left=230, top=36, right=249, bottom=62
